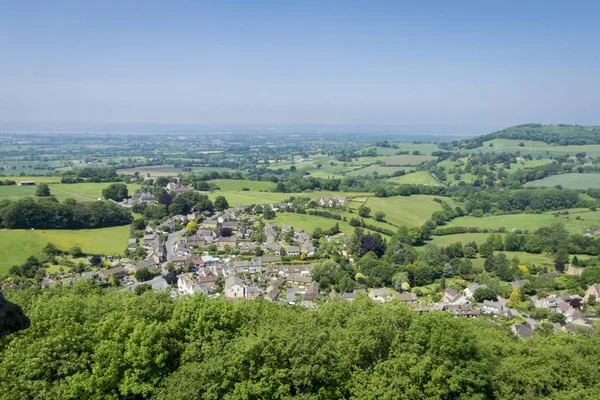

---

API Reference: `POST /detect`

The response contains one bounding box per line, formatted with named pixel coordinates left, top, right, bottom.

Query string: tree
left=275, top=182, right=286, bottom=193
left=473, top=287, right=498, bottom=303
left=108, top=273, right=120, bottom=287
left=463, top=243, right=477, bottom=258
left=508, top=288, right=522, bottom=308
left=358, top=206, right=371, bottom=218
left=349, top=227, right=365, bottom=257
left=374, top=211, right=386, bottom=222
left=134, top=284, right=152, bottom=295
left=186, top=221, right=198, bottom=234
left=135, top=268, right=151, bottom=281
left=214, top=196, right=229, bottom=211
left=102, top=183, right=128, bottom=202
left=263, top=208, right=275, bottom=219
left=220, top=227, right=233, bottom=237
left=35, top=183, right=51, bottom=197
left=479, top=242, right=494, bottom=258
left=69, top=245, right=84, bottom=257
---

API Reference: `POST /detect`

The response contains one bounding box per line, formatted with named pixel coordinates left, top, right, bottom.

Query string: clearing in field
left=382, top=155, right=437, bottom=166
left=525, top=173, right=600, bottom=189
left=361, top=195, right=451, bottom=227
left=445, top=209, right=600, bottom=234
left=0, top=225, right=130, bottom=276
left=388, top=171, right=439, bottom=185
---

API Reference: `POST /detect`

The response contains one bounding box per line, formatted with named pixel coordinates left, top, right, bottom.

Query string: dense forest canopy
left=1, top=283, right=599, bottom=400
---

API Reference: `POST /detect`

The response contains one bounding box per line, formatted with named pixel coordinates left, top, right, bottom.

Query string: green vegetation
left=525, top=173, right=600, bottom=189
left=0, top=226, right=129, bottom=275
left=2, top=285, right=600, bottom=399
left=382, top=154, right=437, bottom=165
left=388, top=171, right=438, bottom=185
left=362, top=195, right=453, bottom=227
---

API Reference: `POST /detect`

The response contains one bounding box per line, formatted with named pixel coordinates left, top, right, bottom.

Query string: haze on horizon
left=1, top=0, right=599, bottom=130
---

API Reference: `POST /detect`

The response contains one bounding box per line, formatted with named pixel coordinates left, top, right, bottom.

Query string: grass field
left=117, top=165, right=184, bottom=176
left=388, top=171, right=439, bottom=185
left=0, top=182, right=142, bottom=202
left=346, top=165, right=415, bottom=177
left=445, top=209, right=600, bottom=234
left=478, top=139, right=600, bottom=158
left=271, top=213, right=362, bottom=237
left=383, top=155, right=437, bottom=166
left=525, top=173, right=600, bottom=189
left=209, top=179, right=276, bottom=191
left=209, top=190, right=375, bottom=206
left=429, top=233, right=493, bottom=247
left=361, top=195, right=452, bottom=227
left=360, top=144, right=440, bottom=156
left=0, top=226, right=130, bottom=276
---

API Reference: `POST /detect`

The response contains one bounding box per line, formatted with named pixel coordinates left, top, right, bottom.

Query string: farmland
left=0, top=182, right=142, bottom=202
left=525, top=173, right=600, bottom=189
left=478, top=139, right=600, bottom=157
left=0, top=226, right=130, bottom=276
left=445, top=209, right=600, bottom=234
left=388, top=171, right=439, bottom=185
left=209, top=179, right=276, bottom=192
left=382, top=155, right=437, bottom=166
left=360, top=195, right=453, bottom=227
left=116, top=165, right=184, bottom=176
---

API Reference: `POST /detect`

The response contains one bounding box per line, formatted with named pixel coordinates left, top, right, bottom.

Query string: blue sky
left=0, top=0, right=599, bottom=129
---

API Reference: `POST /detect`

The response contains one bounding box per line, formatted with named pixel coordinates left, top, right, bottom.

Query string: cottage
left=585, top=283, right=600, bottom=302
left=99, top=266, right=127, bottom=279
left=285, top=246, right=301, bottom=257
left=512, top=323, right=533, bottom=338
left=445, top=304, right=480, bottom=318
left=222, top=221, right=239, bottom=230
left=224, top=275, right=245, bottom=299
left=394, top=292, right=418, bottom=303
left=245, top=286, right=261, bottom=300
left=217, top=236, right=237, bottom=249
left=304, top=281, right=320, bottom=301
left=443, top=288, right=469, bottom=305
left=288, top=273, right=312, bottom=284
left=369, top=288, right=392, bottom=302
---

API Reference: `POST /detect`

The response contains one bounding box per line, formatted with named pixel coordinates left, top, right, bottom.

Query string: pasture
left=361, top=195, right=452, bottom=227
left=382, top=155, right=437, bottom=166
left=209, top=179, right=276, bottom=191
left=117, top=165, right=184, bottom=176
left=525, top=173, right=600, bottom=189
left=346, top=165, right=415, bottom=177
left=479, top=139, right=600, bottom=158
left=445, top=209, right=600, bottom=234
left=0, top=226, right=130, bottom=276
left=388, top=171, right=439, bottom=185
left=0, top=182, right=142, bottom=202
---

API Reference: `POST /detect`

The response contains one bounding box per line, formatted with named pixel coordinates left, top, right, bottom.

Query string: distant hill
left=447, top=123, right=600, bottom=149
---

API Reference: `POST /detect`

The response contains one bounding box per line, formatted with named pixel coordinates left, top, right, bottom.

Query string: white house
left=369, top=288, right=391, bottom=302
left=224, top=275, right=245, bottom=299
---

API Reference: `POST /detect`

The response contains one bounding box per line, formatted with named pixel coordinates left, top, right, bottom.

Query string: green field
left=117, top=165, right=183, bottom=176
left=0, top=182, right=141, bottom=202
left=478, top=139, right=600, bottom=158
left=360, top=143, right=440, bottom=156
left=209, top=179, right=276, bottom=191
left=361, top=195, right=452, bottom=227
left=525, top=173, right=600, bottom=189
left=0, top=226, right=130, bottom=276
left=383, top=155, right=437, bottom=166
left=429, top=232, right=493, bottom=247
left=346, top=165, right=415, bottom=177
left=388, top=171, right=439, bottom=185
left=446, top=209, right=600, bottom=234
left=271, top=213, right=363, bottom=237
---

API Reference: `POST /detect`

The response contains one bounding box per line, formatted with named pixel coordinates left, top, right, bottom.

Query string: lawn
left=445, top=209, right=600, bottom=234
left=525, top=173, right=600, bottom=189
left=117, top=165, right=184, bottom=176
left=388, top=171, right=439, bottom=185
left=346, top=165, right=415, bottom=177
left=361, top=195, right=451, bottom=227
left=209, top=179, right=276, bottom=191
left=383, top=155, right=437, bottom=166
left=0, top=226, right=130, bottom=276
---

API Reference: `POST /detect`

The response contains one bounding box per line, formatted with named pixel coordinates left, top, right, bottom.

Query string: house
left=245, top=286, right=261, bottom=300
left=222, top=221, right=239, bottom=231
left=264, top=279, right=284, bottom=302
left=285, top=246, right=301, bottom=257
left=394, top=292, right=418, bottom=303
left=304, top=281, right=320, bottom=301
left=481, top=300, right=504, bottom=315
left=139, top=193, right=156, bottom=204
left=585, top=283, right=600, bottom=302
left=256, top=255, right=281, bottom=264
left=238, top=242, right=259, bottom=254
left=509, top=280, right=529, bottom=289
left=464, top=283, right=487, bottom=299
left=186, top=235, right=206, bottom=247
left=566, top=265, right=583, bottom=276
left=217, top=236, right=237, bottom=249
left=288, top=273, right=312, bottom=284
left=443, top=288, right=469, bottom=305
left=166, top=182, right=194, bottom=194
left=512, top=323, right=533, bottom=338
left=369, top=288, right=392, bottom=302
left=18, top=180, right=35, bottom=186
left=143, top=233, right=159, bottom=246
left=445, top=304, right=480, bottom=318
left=224, top=275, right=245, bottom=299
left=99, top=266, right=127, bottom=279
left=201, top=220, right=218, bottom=229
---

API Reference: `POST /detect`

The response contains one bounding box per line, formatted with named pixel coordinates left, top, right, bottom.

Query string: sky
left=0, top=0, right=599, bottom=131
